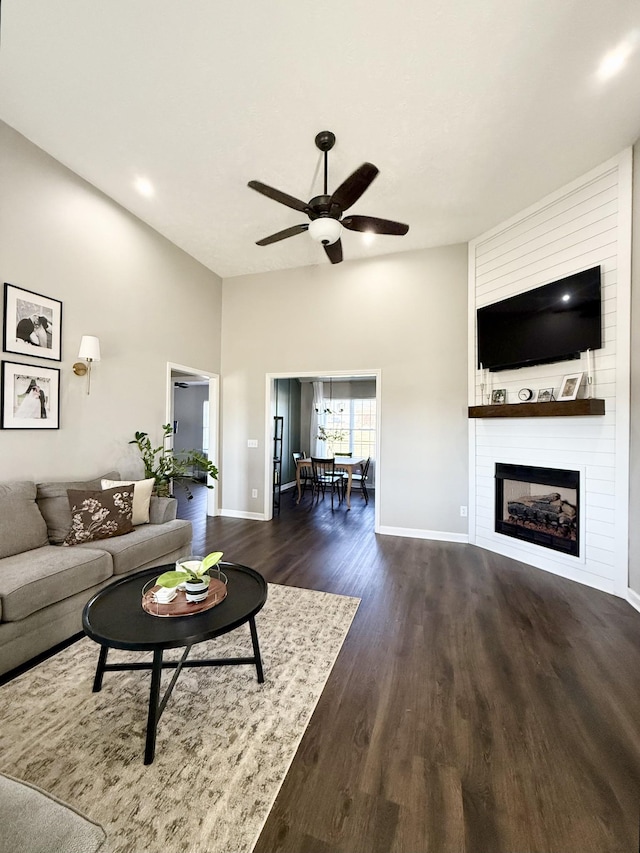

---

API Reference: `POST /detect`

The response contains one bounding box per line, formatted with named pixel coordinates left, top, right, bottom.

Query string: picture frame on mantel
left=3, top=282, right=62, bottom=362
left=558, top=372, right=583, bottom=402
left=491, top=388, right=506, bottom=404
left=1, top=360, right=60, bottom=429
left=538, top=388, right=555, bottom=403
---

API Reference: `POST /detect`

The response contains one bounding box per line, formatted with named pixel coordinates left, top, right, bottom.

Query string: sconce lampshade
left=78, top=335, right=101, bottom=362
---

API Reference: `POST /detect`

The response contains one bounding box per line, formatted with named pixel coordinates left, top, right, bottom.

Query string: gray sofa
left=0, top=771, right=107, bottom=853
left=0, top=473, right=192, bottom=677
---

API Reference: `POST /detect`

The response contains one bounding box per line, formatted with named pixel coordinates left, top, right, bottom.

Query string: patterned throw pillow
left=64, top=486, right=134, bottom=546
left=100, top=477, right=154, bottom=525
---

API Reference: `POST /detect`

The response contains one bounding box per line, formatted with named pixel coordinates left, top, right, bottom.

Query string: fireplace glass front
left=495, top=463, right=579, bottom=557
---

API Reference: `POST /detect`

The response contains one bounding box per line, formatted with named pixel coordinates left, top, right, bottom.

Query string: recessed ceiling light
left=562, top=293, right=571, bottom=302
left=134, top=176, right=154, bottom=197
left=363, top=231, right=375, bottom=246
left=597, top=32, right=637, bottom=80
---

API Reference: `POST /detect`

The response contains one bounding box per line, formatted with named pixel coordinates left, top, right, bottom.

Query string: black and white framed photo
left=538, top=388, right=555, bottom=403
left=558, top=372, right=583, bottom=402
left=491, top=388, right=507, bottom=404
left=3, top=283, right=62, bottom=361
left=1, top=361, right=60, bottom=429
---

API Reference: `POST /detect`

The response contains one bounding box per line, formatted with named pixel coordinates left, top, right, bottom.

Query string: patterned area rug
left=0, top=583, right=360, bottom=853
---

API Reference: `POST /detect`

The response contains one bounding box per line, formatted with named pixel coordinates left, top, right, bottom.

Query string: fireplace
left=495, top=463, right=579, bottom=556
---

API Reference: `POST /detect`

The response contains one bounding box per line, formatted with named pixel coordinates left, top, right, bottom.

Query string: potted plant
left=156, top=551, right=224, bottom=602
left=129, top=423, right=218, bottom=499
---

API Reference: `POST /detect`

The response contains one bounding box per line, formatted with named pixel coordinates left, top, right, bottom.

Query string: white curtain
left=310, top=380, right=325, bottom=457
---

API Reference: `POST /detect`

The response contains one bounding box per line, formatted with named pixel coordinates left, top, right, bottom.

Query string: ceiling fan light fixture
left=308, top=217, right=342, bottom=245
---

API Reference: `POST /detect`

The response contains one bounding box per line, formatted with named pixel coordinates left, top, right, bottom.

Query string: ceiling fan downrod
left=314, top=131, right=336, bottom=197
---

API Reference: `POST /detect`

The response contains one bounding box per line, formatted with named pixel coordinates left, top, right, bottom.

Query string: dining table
left=295, top=456, right=365, bottom=510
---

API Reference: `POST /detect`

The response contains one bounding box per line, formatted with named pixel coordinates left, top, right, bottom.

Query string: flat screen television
left=477, top=266, right=602, bottom=372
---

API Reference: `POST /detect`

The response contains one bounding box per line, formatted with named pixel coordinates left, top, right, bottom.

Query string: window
left=325, top=398, right=376, bottom=459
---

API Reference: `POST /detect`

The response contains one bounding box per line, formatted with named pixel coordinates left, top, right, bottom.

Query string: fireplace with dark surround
left=495, top=463, right=580, bottom=556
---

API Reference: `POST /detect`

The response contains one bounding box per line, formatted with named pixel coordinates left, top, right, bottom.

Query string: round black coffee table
left=82, top=562, right=268, bottom=764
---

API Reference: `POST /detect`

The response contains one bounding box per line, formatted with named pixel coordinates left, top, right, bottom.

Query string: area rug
left=0, top=583, right=360, bottom=853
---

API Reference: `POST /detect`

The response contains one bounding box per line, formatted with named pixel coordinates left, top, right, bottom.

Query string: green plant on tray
left=156, top=551, right=224, bottom=590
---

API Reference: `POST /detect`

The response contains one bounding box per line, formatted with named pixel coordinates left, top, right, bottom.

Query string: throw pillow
left=64, top=486, right=134, bottom=546
left=36, top=471, right=120, bottom=544
left=101, top=477, right=154, bottom=525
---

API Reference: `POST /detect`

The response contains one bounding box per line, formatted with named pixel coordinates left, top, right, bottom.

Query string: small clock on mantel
left=518, top=388, right=534, bottom=402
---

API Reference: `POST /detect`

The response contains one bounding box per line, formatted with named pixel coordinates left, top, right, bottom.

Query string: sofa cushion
left=101, top=477, right=154, bottom=525
left=64, top=486, right=134, bottom=546
left=36, top=471, right=119, bottom=544
left=0, top=545, right=112, bottom=622
left=75, top=519, right=192, bottom=575
left=0, top=482, right=48, bottom=559
left=0, top=771, right=107, bottom=853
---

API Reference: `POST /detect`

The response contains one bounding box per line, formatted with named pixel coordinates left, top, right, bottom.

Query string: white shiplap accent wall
left=468, top=150, right=632, bottom=597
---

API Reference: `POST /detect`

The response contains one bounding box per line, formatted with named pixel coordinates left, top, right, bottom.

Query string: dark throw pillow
left=64, top=486, right=134, bottom=546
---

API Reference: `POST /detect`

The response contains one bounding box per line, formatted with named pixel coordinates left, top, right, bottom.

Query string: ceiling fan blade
left=330, top=163, right=379, bottom=212
left=324, top=239, right=343, bottom=264
left=256, top=224, right=309, bottom=246
left=342, top=215, right=409, bottom=236
left=248, top=180, right=310, bottom=213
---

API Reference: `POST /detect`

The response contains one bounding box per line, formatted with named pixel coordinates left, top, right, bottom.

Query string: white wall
left=468, top=150, right=632, bottom=597
left=220, top=245, right=469, bottom=537
left=0, top=122, right=222, bottom=482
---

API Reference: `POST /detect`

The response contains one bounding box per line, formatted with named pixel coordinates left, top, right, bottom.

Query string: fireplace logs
left=507, top=492, right=577, bottom=539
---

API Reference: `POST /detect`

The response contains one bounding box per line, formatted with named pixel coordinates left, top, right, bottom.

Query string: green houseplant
left=129, top=423, right=218, bottom=499
left=156, top=551, right=224, bottom=602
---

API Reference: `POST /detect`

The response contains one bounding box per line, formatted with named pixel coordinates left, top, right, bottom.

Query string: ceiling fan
left=248, top=131, right=409, bottom=264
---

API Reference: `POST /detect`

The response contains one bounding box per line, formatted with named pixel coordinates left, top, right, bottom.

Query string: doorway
left=166, top=362, right=220, bottom=518
left=264, top=369, right=381, bottom=531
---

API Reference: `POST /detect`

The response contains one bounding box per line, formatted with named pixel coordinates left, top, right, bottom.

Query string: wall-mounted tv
left=477, top=266, right=602, bottom=372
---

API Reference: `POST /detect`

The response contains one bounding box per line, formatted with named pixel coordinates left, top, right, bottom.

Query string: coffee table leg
left=92, top=645, right=109, bottom=692
left=249, top=616, right=264, bottom=683
left=144, top=648, right=163, bottom=765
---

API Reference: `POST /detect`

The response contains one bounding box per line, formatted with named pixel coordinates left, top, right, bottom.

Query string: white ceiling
left=1, top=1, right=639, bottom=279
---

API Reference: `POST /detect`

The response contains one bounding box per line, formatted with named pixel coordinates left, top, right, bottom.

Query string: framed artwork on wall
left=3, top=283, right=62, bottom=362
left=1, top=360, right=60, bottom=429
left=558, top=372, right=583, bottom=402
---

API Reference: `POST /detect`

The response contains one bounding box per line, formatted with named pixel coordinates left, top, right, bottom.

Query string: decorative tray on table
left=141, top=574, right=228, bottom=618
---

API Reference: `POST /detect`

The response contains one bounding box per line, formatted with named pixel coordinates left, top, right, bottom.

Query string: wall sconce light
left=73, top=335, right=101, bottom=394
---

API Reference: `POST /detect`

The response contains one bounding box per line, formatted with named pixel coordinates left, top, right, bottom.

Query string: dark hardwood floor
left=178, top=485, right=640, bottom=853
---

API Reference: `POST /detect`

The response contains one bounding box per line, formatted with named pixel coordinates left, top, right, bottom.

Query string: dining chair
left=292, top=451, right=312, bottom=501
left=349, top=456, right=371, bottom=504
left=310, top=457, right=344, bottom=510
left=334, top=450, right=352, bottom=478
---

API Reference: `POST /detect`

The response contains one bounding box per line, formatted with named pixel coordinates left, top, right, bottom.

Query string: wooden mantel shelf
left=468, top=399, right=605, bottom=419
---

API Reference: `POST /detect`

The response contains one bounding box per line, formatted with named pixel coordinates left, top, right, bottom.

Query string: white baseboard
left=627, top=587, right=640, bottom=614
left=219, top=509, right=266, bottom=521
left=377, top=525, right=468, bottom=544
